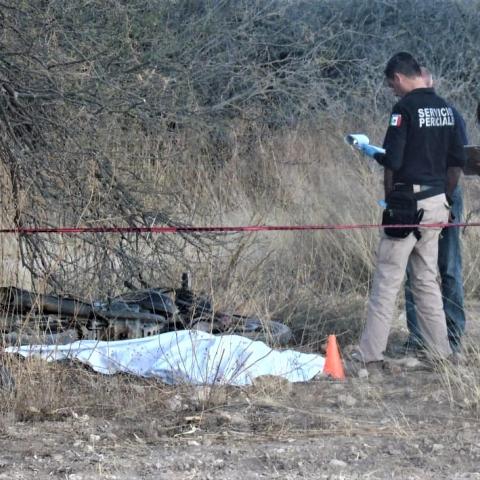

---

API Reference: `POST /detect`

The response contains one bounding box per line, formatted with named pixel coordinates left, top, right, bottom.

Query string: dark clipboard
left=464, top=145, right=480, bottom=176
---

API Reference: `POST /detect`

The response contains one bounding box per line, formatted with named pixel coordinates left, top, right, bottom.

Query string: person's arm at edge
left=451, top=106, right=468, bottom=145
left=446, top=118, right=466, bottom=199
left=446, top=167, right=462, bottom=199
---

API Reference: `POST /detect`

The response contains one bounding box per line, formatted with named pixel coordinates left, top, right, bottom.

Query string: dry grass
left=436, top=335, right=480, bottom=412
left=2, top=5, right=480, bottom=479
left=0, top=356, right=168, bottom=421
left=2, top=120, right=480, bottom=423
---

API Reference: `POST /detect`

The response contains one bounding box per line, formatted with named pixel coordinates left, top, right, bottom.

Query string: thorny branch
left=1, top=0, right=479, bottom=296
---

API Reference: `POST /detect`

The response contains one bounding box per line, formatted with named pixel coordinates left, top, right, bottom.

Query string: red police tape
left=0, top=222, right=479, bottom=235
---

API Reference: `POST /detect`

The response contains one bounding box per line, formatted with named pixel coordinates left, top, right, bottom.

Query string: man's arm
left=446, top=166, right=462, bottom=199
left=446, top=117, right=467, bottom=188
left=384, top=168, right=394, bottom=198
left=375, top=105, right=409, bottom=171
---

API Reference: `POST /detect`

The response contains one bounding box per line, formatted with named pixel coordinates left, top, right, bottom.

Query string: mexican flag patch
left=390, top=113, right=402, bottom=127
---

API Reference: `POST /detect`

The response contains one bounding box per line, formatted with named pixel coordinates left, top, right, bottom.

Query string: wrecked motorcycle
left=0, top=274, right=292, bottom=347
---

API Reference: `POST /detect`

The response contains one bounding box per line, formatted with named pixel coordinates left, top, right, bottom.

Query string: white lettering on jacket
left=418, top=107, right=455, bottom=127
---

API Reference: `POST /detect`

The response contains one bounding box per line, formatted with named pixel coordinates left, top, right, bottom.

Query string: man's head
left=384, top=52, right=424, bottom=97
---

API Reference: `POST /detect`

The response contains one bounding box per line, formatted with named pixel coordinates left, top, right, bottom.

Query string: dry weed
left=436, top=341, right=480, bottom=412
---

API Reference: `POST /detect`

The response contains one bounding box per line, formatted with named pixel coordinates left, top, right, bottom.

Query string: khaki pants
left=359, top=193, right=451, bottom=362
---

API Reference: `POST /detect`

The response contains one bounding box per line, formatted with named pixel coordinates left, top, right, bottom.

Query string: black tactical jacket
left=376, top=88, right=466, bottom=188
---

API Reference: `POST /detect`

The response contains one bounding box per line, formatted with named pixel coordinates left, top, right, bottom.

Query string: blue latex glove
left=359, top=143, right=381, bottom=158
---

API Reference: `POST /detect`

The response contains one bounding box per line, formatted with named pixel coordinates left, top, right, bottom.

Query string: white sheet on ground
left=6, top=330, right=325, bottom=386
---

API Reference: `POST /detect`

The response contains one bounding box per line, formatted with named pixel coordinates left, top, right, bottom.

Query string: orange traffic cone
left=323, top=335, right=345, bottom=380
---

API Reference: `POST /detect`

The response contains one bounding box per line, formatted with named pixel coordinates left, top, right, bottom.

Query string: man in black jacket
left=357, top=52, right=466, bottom=363
left=404, top=67, right=467, bottom=354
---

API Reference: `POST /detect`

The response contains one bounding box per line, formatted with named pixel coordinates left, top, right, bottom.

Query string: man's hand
left=360, top=144, right=381, bottom=158
left=446, top=195, right=456, bottom=223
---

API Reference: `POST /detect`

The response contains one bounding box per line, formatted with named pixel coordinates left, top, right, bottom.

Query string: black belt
left=393, top=184, right=444, bottom=200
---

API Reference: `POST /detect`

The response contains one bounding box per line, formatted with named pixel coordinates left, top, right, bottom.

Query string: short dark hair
left=384, top=52, right=421, bottom=80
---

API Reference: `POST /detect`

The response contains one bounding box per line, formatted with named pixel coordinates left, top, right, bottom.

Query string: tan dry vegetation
left=2, top=1, right=480, bottom=478
left=3, top=118, right=480, bottom=344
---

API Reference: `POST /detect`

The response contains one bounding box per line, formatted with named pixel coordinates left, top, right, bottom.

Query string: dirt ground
left=1, top=316, right=480, bottom=480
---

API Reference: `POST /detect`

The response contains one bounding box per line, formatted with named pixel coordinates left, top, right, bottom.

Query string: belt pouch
left=382, top=190, right=422, bottom=238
